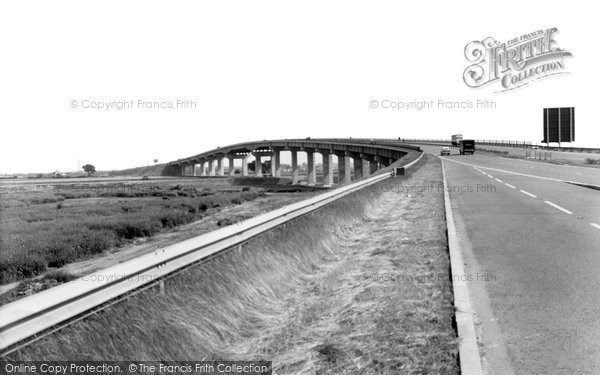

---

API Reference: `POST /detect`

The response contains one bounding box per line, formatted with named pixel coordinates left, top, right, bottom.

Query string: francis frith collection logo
left=463, top=28, right=572, bottom=92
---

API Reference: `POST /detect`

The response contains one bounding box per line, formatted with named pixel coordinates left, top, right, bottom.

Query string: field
left=0, top=176, right=318, bottom=286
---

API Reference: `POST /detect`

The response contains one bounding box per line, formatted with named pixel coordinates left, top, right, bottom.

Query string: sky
left=1, top=1, right=598, bottom=173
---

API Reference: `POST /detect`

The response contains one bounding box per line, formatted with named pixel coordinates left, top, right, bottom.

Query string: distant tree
left=262, top=160, right=271, bottom=174
left=82, top=164, right=96, bottom=176
left=247, top=160, right=271, bottom=174
left=153, top=159, right=158, bottom=164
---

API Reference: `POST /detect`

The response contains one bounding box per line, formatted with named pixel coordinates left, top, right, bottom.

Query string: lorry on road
left=460, top=139, right=475, bottom=155
left=451, top=134, right=463, bottom=146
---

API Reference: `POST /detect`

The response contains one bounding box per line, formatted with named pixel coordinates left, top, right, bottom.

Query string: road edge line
left=441, top=158, right=483, bottom=375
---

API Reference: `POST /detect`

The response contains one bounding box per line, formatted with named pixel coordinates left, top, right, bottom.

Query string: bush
left=44, top=242, right=77, bottom=267
left=217, top=218, right=235, bottom=227
left=585, top=158, right=600, bottom=164
left=43, top=269, right=79, bottom=283
left=0, top=253, right=47, bottom=283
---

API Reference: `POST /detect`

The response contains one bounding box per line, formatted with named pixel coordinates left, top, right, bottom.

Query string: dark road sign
left=543, top=107, right=575, bottom=144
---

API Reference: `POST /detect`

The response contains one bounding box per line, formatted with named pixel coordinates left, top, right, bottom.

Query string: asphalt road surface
left=420, top=146, right=600, bottom=374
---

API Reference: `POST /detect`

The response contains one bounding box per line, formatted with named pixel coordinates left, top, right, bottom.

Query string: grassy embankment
left=10, top=156, right=459, bottom=374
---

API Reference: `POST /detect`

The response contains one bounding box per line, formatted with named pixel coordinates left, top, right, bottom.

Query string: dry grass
left=7, top=156, right=458, bottom=374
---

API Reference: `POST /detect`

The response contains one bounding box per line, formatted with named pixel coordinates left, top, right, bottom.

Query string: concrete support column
left=208, top=159, right=215, bottom=176
left=217, top=157, right=225, bottom=176
left=362, top=160, right=370, bottom=178
left=343, top=155, right=352, bottom=184
left=180, top=165, right=185, bottom=176
left=307, top=151, right=316, bottom=186
left=228, top=157, right=235, bottom=176
left=354, top=158, right=363, bottom=180
left=255, top=155, right=263, bottom=177
left=337, top=156, right=345, bottom=184
left=291, top=150, right=299, bottom=184
left=322, top=152, right=334, bottom=186
left=242, top=154, right=250, bottom=176
left=272, top=149, right=281, bottom=177
left=370, top=160, right=379, bottom=174
left=198, top=161, right=205, bottom=176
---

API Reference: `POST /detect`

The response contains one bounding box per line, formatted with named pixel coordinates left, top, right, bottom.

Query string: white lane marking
left=590, top=223, right=600, bottom=230
left=520, top=190, right=537, bottom=198
left=495, top=178, right=503, bottom=183
left=505, top=183, right=516, bottom=189
left=544, top=201, right=573, bottom=215
left=488, top=175, right=494, bottom=179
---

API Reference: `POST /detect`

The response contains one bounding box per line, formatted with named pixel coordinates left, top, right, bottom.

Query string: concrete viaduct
left=167, top=138, right=421, bottom=186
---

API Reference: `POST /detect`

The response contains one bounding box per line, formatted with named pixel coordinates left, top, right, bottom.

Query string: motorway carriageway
left=422, top=146, right=600, bottom=374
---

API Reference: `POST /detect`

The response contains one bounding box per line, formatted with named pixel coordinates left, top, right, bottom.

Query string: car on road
left=440, top=146, right=450, bottom=156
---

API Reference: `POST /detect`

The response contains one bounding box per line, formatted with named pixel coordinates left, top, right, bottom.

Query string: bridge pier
left=255, top=155, right=263, bottom=177
left=343, top=155, right=352, bottom=184
left=198, top=161, right=205, bottom=176
left=208, top=159, right=215, bottom=176
left=370, top=160, right=379, bottom=174
left=322, top=152, right=333, bottom=186
left=217, top=157, right=225, bottom=176
left=228, top=157, right=235, bottom=176
left=307, top=150, right=316, bottom=186
left=291, top=150, right=299, bottom=184
left=272, top=149, right=282, bottom=177
left=353, top=158, right=363, bottom=180
left=363, top=160, right=370, bottom=177
left=242, top=154, right=250, bottom=176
